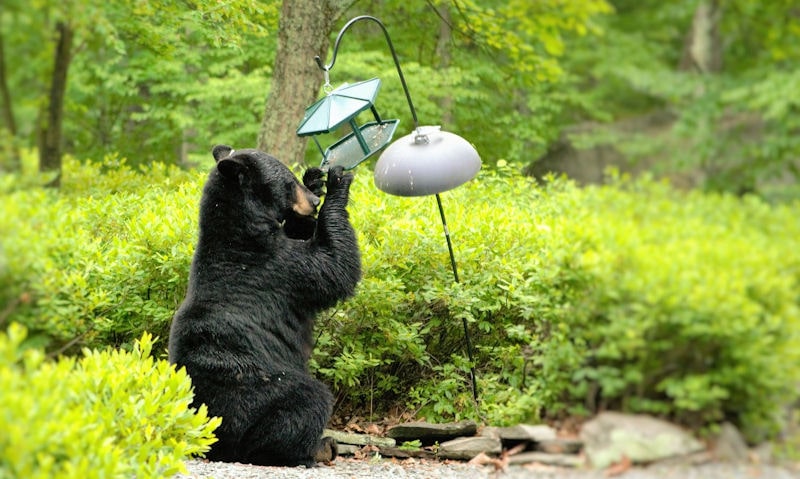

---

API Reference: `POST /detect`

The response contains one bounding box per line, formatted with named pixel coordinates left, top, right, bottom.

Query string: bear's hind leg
left=241, top=372, right=335, bottom=467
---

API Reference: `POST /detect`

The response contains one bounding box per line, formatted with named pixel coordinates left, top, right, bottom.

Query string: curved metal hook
left=315, top=15, right=420, bottom=130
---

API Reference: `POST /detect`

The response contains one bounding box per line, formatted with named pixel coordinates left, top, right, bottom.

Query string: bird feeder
left=298, top=15, right=481, bottom=403
left=374, top=125, right=481, bottom=197
left=296, top=78, right=399, bottom=171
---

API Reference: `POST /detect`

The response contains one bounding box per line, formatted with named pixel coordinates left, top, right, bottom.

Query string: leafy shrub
left=0, top=153, right=201, bottom=350
left=1, top=157, right=798, bottom=442
left=329, top=166, right=800, bottom=441
left=0, top=323, right=220, bottom=478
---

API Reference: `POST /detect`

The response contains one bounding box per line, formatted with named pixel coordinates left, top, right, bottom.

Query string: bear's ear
left=212, top=144, right=234, bottom=162
left=217, top=157, right=246, bottom=181
left=212, top=145, right=247, bottom=182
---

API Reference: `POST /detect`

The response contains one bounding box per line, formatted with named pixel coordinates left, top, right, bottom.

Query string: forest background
left=3, top=0, right=799, bottom=196
left=1, top=0, right=800, bottom=468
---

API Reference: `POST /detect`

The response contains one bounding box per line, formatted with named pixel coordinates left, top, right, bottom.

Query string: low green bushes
left=1, top=154, right=798, bottom=442
left=0, top=154, right=201, bottom=350
left=0, top=324, right=220, bottom=478
left=336, top=167, right=800, bottom=441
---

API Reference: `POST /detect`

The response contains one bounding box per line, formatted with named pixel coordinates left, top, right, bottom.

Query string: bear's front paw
left=326, top=165, right=353, bottom=192
left=302, top=167, right=325, bottom=197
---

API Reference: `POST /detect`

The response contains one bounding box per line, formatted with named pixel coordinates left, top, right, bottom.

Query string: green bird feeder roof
left=297, top=78, right=382, bottom=136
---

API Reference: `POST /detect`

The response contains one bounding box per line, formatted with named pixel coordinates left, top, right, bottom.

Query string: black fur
left=168, top=146, right=361, bottom=466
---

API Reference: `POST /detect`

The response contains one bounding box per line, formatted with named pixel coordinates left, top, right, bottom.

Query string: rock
left=751, top=442, right=774, bottom=464
left=482, top=424, right=557, bottom=443
left=336, top=444, right=360, bottom=456
left=537, top=438, right=583, bottom=454
left=655, top=450, right=714, bottom=466
left=438, top=436, right=502, bottom=460
left=713, top=422, right=749, bottom=463
left=580, top=412, right=705, bottom=469
left=379, top=446, right=437, bottom=460
left=386, top=420, right=478, bottom=445
left=507, top=451, right=584, bottom=468
left=323, top=429, right=396, bottom=448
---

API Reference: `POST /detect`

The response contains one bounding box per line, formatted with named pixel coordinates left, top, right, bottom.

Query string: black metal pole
left=436, top=193, right=479, bottom=403
left=318, top=15, right=479, bottom=404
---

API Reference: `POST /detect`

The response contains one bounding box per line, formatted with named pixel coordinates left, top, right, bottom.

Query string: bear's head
left=209, top=145, right=320, bottom=226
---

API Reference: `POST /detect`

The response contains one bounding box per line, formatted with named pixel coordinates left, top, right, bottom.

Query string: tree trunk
left=257, top=0, right=351, bottom=166
left=39, top=21, right=74, bottom=187
left=0, top=31, right=20, bottom=171
left=435, top=2, right=454, bottom=127
left=679, top=0, right=722, bottom=73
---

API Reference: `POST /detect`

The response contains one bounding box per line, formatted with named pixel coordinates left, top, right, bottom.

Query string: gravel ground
left=176, top=458, right=800, bottom=479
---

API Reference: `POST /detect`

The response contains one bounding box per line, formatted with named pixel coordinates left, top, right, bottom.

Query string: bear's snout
left=292, top=184, right=319, bottom=216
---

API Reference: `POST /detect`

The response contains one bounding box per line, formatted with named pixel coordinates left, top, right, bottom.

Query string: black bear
left=168, top=145, right=361, bottom=466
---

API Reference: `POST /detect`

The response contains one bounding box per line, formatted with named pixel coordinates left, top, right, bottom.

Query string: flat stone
left=537, top=438, right=583, bottom=454
left=580, top=412, right=705, bottom=469
left=379, top=446, right=437, bottom=460
left=713, top=422, right=749, bottom=462
left=507, top=451, right=584, bottom=468
left=336, top=444, right=360, bottom=456
left=438, top=436, right=502, bottom=460
left=483, top=424, right=557, bottom=443
left=386, top=420, right=478, bottom=444
left=655, top=450, right=714, bottom=466
left=751, top=442, right=773, bottom=464
left=323, top=429, right=396, bottom=448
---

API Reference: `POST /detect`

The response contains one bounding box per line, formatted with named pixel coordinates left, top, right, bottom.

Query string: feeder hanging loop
left=322, top=69, right=332, bottom=94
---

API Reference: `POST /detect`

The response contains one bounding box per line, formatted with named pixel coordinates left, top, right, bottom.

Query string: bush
left=0, top=153, right=201, bottom=350
left=0, top=323, right=220, bottom=478
left=329, top=166, right=800, bottom=441
left=1, top=156, right=798, bottom=442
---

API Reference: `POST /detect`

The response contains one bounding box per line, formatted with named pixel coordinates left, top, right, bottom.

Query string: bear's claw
left=326, top=165, right=352, bottom=191
left=303, top=167, right=325, bottom=197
